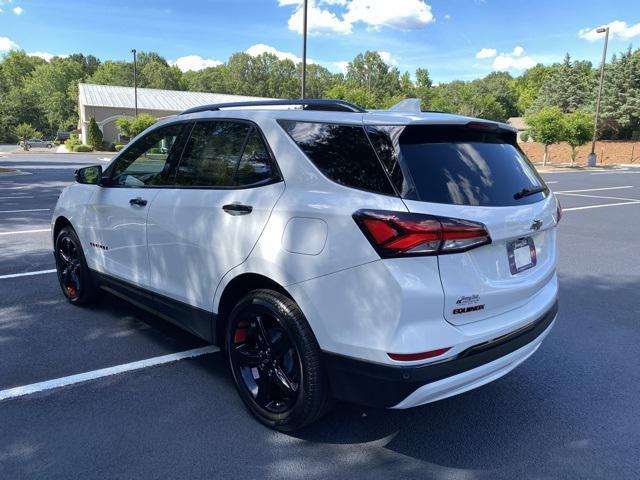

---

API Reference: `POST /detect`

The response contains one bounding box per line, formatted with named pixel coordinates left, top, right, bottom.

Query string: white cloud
left=282, top=0, right=434, bottom=35
left=493, top=54, right=536, bottom=70
left=344, top=0, right=434, bottom=30
left=0, top=36, right=19, bottom=51
left=246, top=43, right=317, bottom=64
left=377, top=51, right=398, bottom=66
left=12, top=6, right=22, bottom=14
left=28, top=51, right=69, bottom=62
left=288, top=3, right=352, bottom=35
left=579, top=20, right=640, bottom=41
left=444, top=14, right=451, bottom=20
left=475, top=45, right=536, bottom=70
left=475, top=48, right=497, bottom=59
left=172, top=55, right=223, bottom=72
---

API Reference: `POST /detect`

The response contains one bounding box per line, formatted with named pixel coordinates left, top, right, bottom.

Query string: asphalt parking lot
left=1, top=152, right=639, bottom=479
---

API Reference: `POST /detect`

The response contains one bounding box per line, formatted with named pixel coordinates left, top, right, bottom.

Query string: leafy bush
left=526, top=106, right=565, bottom=165
left=73, top=144, right=93, bottom=152
left=116, top=114, right=157, bottom=139
left=115, top=144, right=125, bottom=151
left=14, top=123, right=42, bottom=150
left=87, top=117, right=103, bottom=149
left=65, top=134, right=82, bottom=150
left=563, top=110, right=593, bottom=166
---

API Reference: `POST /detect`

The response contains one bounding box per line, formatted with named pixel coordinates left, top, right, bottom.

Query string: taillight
left=353, top=210, right=491, bottom=258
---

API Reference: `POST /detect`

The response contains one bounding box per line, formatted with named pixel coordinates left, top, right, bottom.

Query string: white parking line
left=590, top=171, right=640, bottom=175
left=0, top=208, right=50, bottom=213
left=563, top=201, right=640, bottom=212
left=0, top=269, right=56, bottom=280
left=0, top=196, right=34, bottom=199
left=555, top=193, right=640, bottom=202
left=0, top=346, right=219, bottom=401
left=0, top=228, right=51, bottom=236
left=554, top=186, right=632, bottom=194
left=545, top=181, right=559, bottom=184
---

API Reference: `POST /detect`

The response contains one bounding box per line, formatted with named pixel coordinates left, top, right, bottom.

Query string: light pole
left=587, top=26, right=609, bottom=167
left=301, top=0, right=308, bottom=99
left=131, top=49, right=138, bottom=117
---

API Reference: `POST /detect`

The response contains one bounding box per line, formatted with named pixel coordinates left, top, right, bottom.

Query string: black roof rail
left=179, top=99, right=367, bottom=115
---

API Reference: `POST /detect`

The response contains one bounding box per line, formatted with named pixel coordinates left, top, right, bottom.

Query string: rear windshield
left=380, top=125, right=547, bottom=206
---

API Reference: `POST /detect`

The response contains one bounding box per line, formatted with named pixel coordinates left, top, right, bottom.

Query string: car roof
left=152, top=99, right=516, bottom=133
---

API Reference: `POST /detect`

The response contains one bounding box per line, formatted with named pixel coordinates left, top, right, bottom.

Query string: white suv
left=53, top=99, right=560, bottom=431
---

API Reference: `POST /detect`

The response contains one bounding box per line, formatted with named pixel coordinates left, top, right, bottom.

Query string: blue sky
left=0, top=0, right=638, bottom=82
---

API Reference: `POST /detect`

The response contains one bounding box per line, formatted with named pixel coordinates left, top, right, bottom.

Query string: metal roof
left=78, top=83, right=271, bottom=112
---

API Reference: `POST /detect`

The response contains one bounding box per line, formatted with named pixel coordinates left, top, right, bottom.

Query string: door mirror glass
left=75, top=165, right=102, bottom=185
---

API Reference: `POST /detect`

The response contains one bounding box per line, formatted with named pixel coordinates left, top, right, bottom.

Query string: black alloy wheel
left=226, top=289, right=330, bottom=431
left=54, top=227, right=99, bottom=305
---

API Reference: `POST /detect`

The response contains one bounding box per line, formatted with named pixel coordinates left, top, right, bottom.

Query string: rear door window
left=175, top=121, right=250, bottom=187
left=389, top=125, right=547, bottom=206
left=279, top=120, right=395, bottom=196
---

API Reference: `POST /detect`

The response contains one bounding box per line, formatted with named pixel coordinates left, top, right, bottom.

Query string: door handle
left=222, top=203, right=253, bottom=215
left=129, top=197, right=148, bottom=207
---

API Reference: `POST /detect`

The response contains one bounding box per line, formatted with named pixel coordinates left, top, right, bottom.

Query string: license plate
left=507, top=237, right=537, bottom=274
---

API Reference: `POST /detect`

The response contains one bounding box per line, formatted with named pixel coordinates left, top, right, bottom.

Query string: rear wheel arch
left=215, top=273, right=293, bottom=348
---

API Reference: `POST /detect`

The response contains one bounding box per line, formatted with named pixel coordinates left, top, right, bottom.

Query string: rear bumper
left=322, top=300, right=558, bottom=409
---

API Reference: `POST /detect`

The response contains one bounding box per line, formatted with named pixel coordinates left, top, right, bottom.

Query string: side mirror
left=75, top=165, right=102, bottom=185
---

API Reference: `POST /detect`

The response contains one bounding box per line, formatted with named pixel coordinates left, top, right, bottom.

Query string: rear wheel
left=54, top=227, right=99, bottom=305
left=225, top=289, right=330, bottom=431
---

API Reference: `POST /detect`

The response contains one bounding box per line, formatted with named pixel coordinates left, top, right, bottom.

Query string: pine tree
left=532, top=54, right=596, bottom=113
left=87, top=117, right=102, bottom=149
left=599, top=47, right=640, bottom=139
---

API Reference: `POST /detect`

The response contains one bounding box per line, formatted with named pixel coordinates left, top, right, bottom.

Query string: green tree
left=25, top=57, right=85, bottom=133
left=14, top=123, right=41, bottom=150
left=526, top=106, right=565, bottom=165
left=532, top=54, right=596, bottom=113
left=563, top=110, right=593, bottom=166
left=430, top=81, right=506, bottom=121
left=88, top=60, right=133, bottom=87
left=87, top=117, right=103, bottom=149
left=515, top=64, right=556, bottom=114
left=325, top=83, right=377, bottom=109
left=599, top=47, right=640, bottom=139
left=473, top=71, right=519, bottom=119
left=346, top=51, right=401, bottom=102
left=116, top=114, right=157, bottom=138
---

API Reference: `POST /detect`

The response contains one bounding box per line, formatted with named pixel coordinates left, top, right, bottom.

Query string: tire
left=47, top=143, right=53, bottom=149
left=225, top=289, right=330, bottom=431
left=54, top=226, right=100, bottom=305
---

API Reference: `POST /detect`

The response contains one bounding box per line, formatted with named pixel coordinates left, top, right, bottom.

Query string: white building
left=78, top=83, right=271, bottom=144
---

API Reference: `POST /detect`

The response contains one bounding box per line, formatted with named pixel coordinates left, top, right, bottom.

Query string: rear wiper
left=513, top=185, right=547, bottom=200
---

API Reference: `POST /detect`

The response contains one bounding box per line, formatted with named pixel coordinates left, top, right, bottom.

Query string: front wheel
left=225, top=289, right=330, bottom=431
left=54, top=226, right=99, bottom=305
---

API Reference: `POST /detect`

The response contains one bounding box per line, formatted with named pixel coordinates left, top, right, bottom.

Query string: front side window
left=279, top=121, right=395, bottom=195
left=109, top=123, right=184, bottom=187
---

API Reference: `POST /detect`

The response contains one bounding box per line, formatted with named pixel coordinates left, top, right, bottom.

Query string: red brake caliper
left=233, top=320, right=249, bottom=343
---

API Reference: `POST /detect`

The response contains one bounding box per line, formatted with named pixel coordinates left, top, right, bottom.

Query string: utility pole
left=587, top=27, right=609, bottom=167
left=131, top=49, right=138, bottom=117
left=301, top=0, right=308, bottom=99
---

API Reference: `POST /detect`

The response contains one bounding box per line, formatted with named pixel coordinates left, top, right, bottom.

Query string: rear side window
left=279, top=121, right=395, bottom=196
left=396, top=125, right=547, bottom=206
